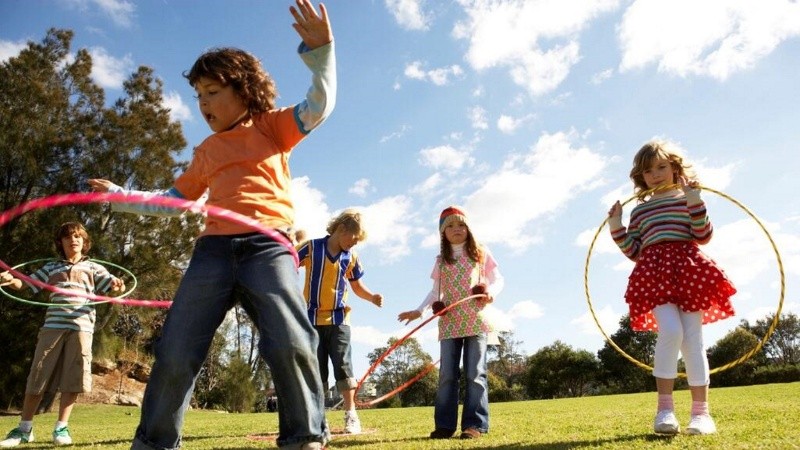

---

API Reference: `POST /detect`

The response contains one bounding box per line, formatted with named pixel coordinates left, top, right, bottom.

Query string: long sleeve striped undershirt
left=610, top=195, right=712, bottom=261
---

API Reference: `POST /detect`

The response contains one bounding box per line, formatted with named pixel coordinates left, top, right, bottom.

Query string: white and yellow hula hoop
left=584, top=185, right=785, bottom=376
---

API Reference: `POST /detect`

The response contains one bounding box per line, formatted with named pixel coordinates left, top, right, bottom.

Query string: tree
left=366, top=337, right=437, bottom=407
left=487, top=331, right=528, bottom=401
left=0, top=28, right=202, bottom=408
left=741, top=313, right=800, bottom=366
left=219, top=357, right=258, bottom=413
left=596, top=315, right=656, bottom=394
left=708, top=327, right=761, bottom=387
left=525, top=340, right=600, bottom=399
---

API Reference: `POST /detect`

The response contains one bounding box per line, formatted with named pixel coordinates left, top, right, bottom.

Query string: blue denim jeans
left=314, top=324, right=357, bottom=391
left=434, top=334, right=489, bottom=433
left=130, top=234, right=327, bottom=449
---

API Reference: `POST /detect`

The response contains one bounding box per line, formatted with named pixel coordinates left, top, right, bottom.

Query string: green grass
left=2, top=383, right=798, bottom=449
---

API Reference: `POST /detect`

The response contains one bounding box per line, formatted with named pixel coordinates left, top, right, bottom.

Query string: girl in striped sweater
left=608, top=140, right=736, bottom=436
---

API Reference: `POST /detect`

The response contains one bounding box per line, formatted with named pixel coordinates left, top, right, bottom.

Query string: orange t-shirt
left=174, top=107, right=305, bottom=236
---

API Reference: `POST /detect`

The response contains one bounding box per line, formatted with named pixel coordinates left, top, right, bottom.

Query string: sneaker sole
left=654, top=425, right=680, bottom=435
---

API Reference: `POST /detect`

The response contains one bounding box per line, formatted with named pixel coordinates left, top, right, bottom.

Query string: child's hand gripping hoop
left=584, top=185, right=785, bottom=376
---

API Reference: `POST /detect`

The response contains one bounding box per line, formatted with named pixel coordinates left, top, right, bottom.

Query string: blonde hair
left=54, top=222, right=91, bottom=259
left=326, top=209, right=367, bottom=241
left=630, top=139, right=697, bottom=201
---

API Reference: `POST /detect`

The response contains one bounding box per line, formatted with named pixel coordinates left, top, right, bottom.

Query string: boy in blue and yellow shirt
left=297, top=209, right=382, bottom=434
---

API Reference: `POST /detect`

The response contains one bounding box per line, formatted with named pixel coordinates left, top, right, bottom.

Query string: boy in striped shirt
left=297, top=209, right=383, bottom=434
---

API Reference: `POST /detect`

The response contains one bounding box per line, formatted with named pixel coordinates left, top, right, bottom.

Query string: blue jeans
left=131, top=234, right=327, bottom=449
left=434, top=334, right=489, bottom=433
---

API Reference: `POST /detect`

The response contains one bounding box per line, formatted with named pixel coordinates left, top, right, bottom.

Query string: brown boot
left=460, top=427, right=482, bottom=439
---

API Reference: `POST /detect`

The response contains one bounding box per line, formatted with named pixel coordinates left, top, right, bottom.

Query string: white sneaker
left=653, top=410, right=680, bottom=435
left=344, top=410, right=361, bottom=434
left=52, top=426, right=72, bottom=446
left=686, top=414, right=716, bottom=435
left=300, top=442, right=323, bottom=450
left=0, top=427, right=34, bottom=448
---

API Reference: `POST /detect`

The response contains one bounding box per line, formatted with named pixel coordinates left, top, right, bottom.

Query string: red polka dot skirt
left=625, top=241, right=736, bottom=332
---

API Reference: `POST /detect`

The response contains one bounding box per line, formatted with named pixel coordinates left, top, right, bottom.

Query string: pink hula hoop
left=0, top=192, right=298, bottom=308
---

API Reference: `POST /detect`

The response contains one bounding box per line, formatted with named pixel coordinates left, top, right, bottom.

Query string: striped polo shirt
left=297, top=236, right=364, bottom=326
left=27, top=258, right=116, bottom=333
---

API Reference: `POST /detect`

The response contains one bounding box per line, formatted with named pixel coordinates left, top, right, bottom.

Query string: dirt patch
left=83, top=370, right=147, bottom=406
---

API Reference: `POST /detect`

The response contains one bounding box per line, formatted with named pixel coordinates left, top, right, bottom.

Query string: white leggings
left=652, top=303, right=709, bottom=386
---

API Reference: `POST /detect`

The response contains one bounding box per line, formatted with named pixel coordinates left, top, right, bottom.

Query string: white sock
left=18, top=421, right=33, bottom=433
left=54, top=421, right=68, bottom=431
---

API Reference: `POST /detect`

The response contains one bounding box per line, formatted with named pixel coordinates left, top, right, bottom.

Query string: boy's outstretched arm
left=290, top=0, right=332, bottom=49
left=350, top=279, right=382, bottom=307
left=88, top=178, right=186, bottom=217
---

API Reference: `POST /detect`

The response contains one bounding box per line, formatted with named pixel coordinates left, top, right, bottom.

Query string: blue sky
left=2, top=0, right=799, bottom=383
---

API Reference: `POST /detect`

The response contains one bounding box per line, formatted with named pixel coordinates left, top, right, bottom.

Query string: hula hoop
left=0, top=192, right=298, bottom=308
left=584, top=185, right=785, bottom=375
left=354, top=294, right=485, bottom=407
left=0, top=257, right=138, bottom=307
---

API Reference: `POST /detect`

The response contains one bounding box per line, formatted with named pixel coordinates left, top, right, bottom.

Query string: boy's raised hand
left=371, top=293, right=383, bottom=308
left=290, top=0, right=332, bottom=50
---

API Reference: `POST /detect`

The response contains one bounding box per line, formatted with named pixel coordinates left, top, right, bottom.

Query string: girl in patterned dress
left=398, top=206, right=504, bottom=440
left=608, top=140, right=736, bottom=436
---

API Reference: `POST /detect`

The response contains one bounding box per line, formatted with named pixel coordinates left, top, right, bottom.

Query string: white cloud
left=452, top=0, right=620, bottom=96
left=497, top=113, right=535, bottom=134
left=89, top=47, right=134, bottom=89
left=0, top=39, right=26, bottom=63
left=349, top=178, right=371, bottom=197
left=466, top=130, right=608, bottom=249
left=162, top=91, right=192, bottom=122
left=509, top=300, right=545, bottom=320
left=591, top=68, right=614, bottom=84
left=410, top=173, right=443, bottom=196
left=291, top=176, right=332, bottom=238
left=571, top=304, right=622, bottom=337
left=380, top=124, right=410, bottom=143
left=293, top=180, right=419, bottom=262
left=351, top=325, right=395, bottom=347
left=385, top=0, right=430, bottom=31
left=359, top=196, right=418, bottom=262
left=469, top=106, right=488, bottom=130
left=64, top=0, right=137, bottom=28
left=706, top=218, right=800, bottom=288
left=404, top=61, right=463, bottom=85
left=418, top=145, right=473, bottom=171
left=483, top=300, right=544, bottom=333
left=618, top=0, right=800, bottom=80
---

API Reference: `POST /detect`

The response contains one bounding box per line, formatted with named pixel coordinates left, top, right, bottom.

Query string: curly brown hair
left=630, top=139, right=697, bottom=201
left=184, top=47, right=278, bottom=114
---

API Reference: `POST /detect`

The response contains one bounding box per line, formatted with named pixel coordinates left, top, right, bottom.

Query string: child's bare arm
left=397, top=310, right=421, bottom=325
left=289, top=0, right=333, bottom=49
left=350, top=279, right=382, bottom=307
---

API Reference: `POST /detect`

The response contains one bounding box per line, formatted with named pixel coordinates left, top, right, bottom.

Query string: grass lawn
left=1, top=382, right=797, bottom=449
